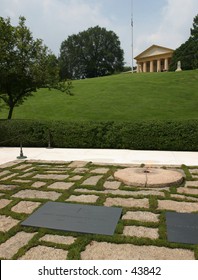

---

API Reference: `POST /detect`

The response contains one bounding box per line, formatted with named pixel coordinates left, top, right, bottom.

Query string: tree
left=190, top=14, right=198, bottom=68
left=59, top=26, right=124, bottom=79
left=191, top=14, right=198, bottom=40
left=169, top=14, right=198, bottom=71
left=0, top=16, right=72, bottom=119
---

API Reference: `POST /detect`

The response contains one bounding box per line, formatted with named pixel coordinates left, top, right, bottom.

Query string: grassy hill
left=1, top=70, right=198, bottom=121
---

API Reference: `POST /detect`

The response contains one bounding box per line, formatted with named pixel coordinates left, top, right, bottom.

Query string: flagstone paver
left=74, top=188, right=104, bottom=194
left=81, top=242, right=195, bottom=260
left=127, top=186, right=170, bottom=191
left=0, top=170, right=10, bottom=177
left=2, top=173, right=18, bottom=180
left=0, top=232, right=36, bottom=259
left=68, top=161, right=88, bottom=168
left=0, top=215, right=19, bottom=232
left=0, top=184, right=18, bottom=191
left=107, top=189, right=165, bottom=197
left=185, top=181, right=198, bottom=187
left=19, top=172, right=34, bottom=178
left=1, top=160, right=198, bottom=260
left=91, top=168, right=110, bottom=174
left=47, top=182, right=74, bottom=190
left=104, top=197, right=149, bottom=208
left=40, top=234, right=76, bottom=245
left=74, top=188, right=165, bottom=197
left=45, top=168, right=69, bottom=172
left=82, top=175, right=103, bottom=186
left=122, top=211, right=159, bottom=223
left=12, top=179, right=32, bottom=183
left=0, top=199, right=12, bottom=209
left=189, top=169, right=198, bottom=174
left=72, top=168, right=89, bottom=174
left=20, top=245, right=68, bottom=260
left=45, top=171, right=67, bottom=174
left=11, top=201, right=41, bottom=214
left=31, top=181, right=46, bottom=188
left=23, top=167, right=34, bottom=173
left=177, top=187, right=198, bottom=195
left=123, top=226, right=159, bottom=239
left=158, top=200, right=198, bottom=213
left=69, top=175, right=83, bottom=181
left=104, top=181, right=121, bottom=190
left=66, top=194, right=99, bottom=203
left=13, top=164, right=32, bottom=170
left=171, top=194, right=198, bottom=202
left=0, top=161, right=19, bottom=168
left=12, top=190, right=61, bottom=201
left=34, top=174, right=69, bottom=180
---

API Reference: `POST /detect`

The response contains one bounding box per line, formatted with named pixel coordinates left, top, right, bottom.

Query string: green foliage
left=0, top=120, right=48, bottom=147
left=169, top=37, right=197, bottom=70
left=59, top=26, right=124, bottom=79
left=123, top=66, right=132, bottom=72
left=1, top=119, right=198, bottom=151
left=181, top=165, right=193, bottom=181
left=191, top=14, right=198, bottom=69
left=54, top=80, right=74, bottom=96
left=191, top=14, right=198, bottom=40
left=170, top=14, right=198, bottom=71
left=0, top=16, right=71, bottom=119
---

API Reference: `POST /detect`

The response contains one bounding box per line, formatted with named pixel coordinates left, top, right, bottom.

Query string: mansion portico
left=134, top=45, right=174, bottom=73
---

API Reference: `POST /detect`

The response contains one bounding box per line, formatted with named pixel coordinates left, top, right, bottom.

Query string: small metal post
left=46, top=131, right=53, bottom=149
left=47, top=139, right=51, bottom=149
left=17, top=142, right=27, bottom=159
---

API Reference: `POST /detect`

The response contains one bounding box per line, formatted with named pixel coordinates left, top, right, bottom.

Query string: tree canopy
left=169, top=14, right=198, bottom=71
left=0, top=16, right=71, bottom=119
left=59, top=26, right=124, bottom=79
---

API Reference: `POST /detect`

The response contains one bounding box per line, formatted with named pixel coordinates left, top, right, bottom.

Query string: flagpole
left=131, top=0, right=134, bottom=73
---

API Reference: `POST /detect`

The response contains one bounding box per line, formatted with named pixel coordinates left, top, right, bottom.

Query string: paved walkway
left=0, top=159, right=198, bottom=260
left=0, top=147, right=198, bottom=166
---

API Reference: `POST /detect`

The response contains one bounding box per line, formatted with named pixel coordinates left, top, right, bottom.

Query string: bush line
left=0, top=119, right=198, bottom=151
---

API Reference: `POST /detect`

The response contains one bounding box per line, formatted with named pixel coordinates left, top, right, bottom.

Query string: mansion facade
left=134, top=45, right=174, bottom=73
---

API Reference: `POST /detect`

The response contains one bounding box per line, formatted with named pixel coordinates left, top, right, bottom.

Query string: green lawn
left=1, top=70, right=198, bottom=121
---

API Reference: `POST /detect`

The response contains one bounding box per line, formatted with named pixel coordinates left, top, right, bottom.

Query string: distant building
left=134, top=45, right=174, bottom=73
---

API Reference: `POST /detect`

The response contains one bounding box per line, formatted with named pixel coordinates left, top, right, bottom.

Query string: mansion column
left=150, top=60, right=154, bottom=72
left=143, top=62, right=147, bottom=73
left=157, top=59, right=161, bottom=72
left=164, top=58, right=169, bottom=71
left=137, top=64, right=143, bottom=73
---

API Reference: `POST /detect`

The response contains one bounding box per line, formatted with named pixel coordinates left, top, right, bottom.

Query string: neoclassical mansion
left=134, top=45, right=174, bottom=73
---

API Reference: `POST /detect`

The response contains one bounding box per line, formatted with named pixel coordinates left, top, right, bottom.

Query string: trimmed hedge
left=0, top=119, right=198, bottom=151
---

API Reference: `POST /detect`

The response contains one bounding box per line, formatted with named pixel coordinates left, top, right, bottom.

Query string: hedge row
left=0, top=119, right=198, bottom=151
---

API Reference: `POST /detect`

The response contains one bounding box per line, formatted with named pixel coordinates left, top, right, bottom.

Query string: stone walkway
left=0, top=160, right=198, bottom=260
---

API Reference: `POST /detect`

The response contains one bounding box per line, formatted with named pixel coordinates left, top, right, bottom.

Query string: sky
left=0, top=0, right=198, bottom=66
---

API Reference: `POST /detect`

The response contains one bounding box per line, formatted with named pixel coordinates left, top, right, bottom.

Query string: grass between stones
left=0, top=160, right=198, bottom=260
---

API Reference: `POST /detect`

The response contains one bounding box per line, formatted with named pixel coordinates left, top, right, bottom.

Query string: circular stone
left=114, top=168, right=184, bottom=188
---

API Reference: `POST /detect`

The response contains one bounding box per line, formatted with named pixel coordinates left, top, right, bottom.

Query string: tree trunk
left=7, top=106, right=14, bottom=119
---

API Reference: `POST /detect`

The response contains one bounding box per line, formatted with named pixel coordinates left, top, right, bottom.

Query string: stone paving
left=0, top=160, right=198, bottom=260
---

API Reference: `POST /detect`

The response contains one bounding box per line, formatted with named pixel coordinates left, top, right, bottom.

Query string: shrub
left=0, top=120, right=48, bottom=147
left=0, top=119, right=198, bottom=151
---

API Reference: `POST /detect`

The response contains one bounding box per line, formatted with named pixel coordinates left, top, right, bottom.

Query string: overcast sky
left=1, top=0, right=198, bottom=66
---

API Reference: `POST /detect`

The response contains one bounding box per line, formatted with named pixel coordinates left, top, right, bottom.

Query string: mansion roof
left=134, top=45, right=174, bottom=60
